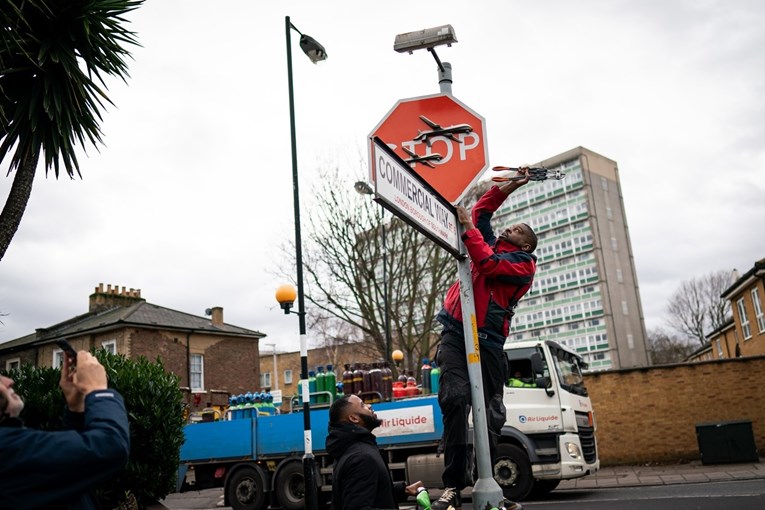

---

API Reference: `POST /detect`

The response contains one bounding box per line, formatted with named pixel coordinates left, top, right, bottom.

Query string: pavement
left=158, top=458, right=765, bottom=509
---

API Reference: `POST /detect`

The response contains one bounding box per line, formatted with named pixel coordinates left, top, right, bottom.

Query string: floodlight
left=394, top=24, right=457, bottom=54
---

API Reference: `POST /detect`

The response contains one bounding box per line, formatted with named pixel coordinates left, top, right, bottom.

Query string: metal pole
left=286, top=15, right=318, bottom=510
left=442, top=64, right=504, bottom=510
left=382, top=214, right=391, bottom=362
left=266, top=343, right=278, bottom=390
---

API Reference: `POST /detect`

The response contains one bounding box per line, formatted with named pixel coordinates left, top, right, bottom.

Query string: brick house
left=690, top=258, right=765, bottom=361
left=0, top=283, right=265, bottom=412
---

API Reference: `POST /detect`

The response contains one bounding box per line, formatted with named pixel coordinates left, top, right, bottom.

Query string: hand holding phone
left=56, top=339, right=78, bottom=367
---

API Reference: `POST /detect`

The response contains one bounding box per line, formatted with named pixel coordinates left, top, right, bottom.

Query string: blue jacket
left=0, top=389, right=130, bottom=510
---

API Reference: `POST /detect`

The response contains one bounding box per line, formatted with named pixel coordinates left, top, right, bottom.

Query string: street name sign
left=369, top=137, right=461, bottom=258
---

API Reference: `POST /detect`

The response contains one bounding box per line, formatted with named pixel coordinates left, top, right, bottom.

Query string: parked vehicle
left=176, top=340, right=598, bottom=509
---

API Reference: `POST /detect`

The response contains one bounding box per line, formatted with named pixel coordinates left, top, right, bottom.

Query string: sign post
left=369, top=92, right=504, bottom=509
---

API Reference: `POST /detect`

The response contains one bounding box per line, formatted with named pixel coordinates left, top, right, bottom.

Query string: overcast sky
left=1, top=0, right=764, bottom=353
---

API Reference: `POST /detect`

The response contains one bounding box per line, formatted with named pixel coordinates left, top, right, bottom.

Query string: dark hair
left=329, top=394, right=354, bottom=425
left=521, top=223, right=538, bottom=253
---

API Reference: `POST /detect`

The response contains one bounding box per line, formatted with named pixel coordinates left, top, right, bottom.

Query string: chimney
left=89, top=283, right=145, bottom=313
left=211, top=306, right=224, bottom=326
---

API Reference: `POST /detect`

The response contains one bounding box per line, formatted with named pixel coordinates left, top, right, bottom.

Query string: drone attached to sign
left=402, top=146, right=443, bottom=168
left=491, top=166, right=566, bottom=182
left=413, top=115, right=473, bottom=146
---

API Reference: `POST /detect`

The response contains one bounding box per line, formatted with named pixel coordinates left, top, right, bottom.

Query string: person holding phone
left=0, top=350, right=130, bottom=510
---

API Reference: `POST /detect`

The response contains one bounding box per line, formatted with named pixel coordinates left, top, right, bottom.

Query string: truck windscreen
left=549, top=346, right=588, bottom=397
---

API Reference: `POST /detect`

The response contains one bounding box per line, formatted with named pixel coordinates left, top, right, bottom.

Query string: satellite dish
left=204, top=308, right=213, bottom=316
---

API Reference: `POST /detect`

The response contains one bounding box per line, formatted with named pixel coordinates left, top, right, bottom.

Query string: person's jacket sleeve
left=0, top=389, right=130, bottom=510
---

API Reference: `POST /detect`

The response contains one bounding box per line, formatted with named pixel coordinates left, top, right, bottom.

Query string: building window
left=53, top=350, right=65, bottom=369
left=5, top=358, right=20, bottom=371
left=284, top=369, right=293, bottom=384
left=627, top=334, right=634, bottom=349
left=621, top=301, right=629, bottom=315
left=616, top=268, right=623, bottom=283
left=260, top=372, right=271, bottom=389
left=752, top=288, right=765, bottom=333
left=715, top=339, right=724, bottom=358
left=190, top=354, right=204, bottom=392
left=600, top=177, right=608, bottom=191
left=101, top=339, right=117, bottom=354
left=737, top=298, right=751, bottom=339
left=611, top=237, right=618, bottom=251
left=606, top=207, right=613, bottom=220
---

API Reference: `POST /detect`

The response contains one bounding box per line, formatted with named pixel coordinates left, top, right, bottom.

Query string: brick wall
left=586, top=354, right=765, bottom=465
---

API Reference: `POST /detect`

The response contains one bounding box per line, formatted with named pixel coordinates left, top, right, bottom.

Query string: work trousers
left=435, top=330, right=508, bottom=490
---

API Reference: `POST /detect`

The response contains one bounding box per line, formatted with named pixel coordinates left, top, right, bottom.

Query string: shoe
left=431, top=487, right=461, bottom=510
left=502, top=500, right=523, bottom=510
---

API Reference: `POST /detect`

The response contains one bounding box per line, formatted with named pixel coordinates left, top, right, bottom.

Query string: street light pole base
left=303, top=452, right=319, bottom=510
left=471, top=476, right=505, bottom=510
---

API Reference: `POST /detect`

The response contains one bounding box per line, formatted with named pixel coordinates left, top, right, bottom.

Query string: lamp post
left=265, top=343, right=278, bottom=390
left=354, top=181, right=391, bottom=363
left=282, top=15, right=327, bottom=510
left=393, top=24, right=504, bottom=510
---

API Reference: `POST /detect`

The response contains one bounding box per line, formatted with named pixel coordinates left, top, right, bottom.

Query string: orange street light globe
left=275, top=284, right=297, bottom=305
left=392, top=349, right=404, bottom=363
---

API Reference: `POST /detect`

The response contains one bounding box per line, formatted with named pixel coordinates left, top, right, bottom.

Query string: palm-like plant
left=0, top=0, right=143, bottom=261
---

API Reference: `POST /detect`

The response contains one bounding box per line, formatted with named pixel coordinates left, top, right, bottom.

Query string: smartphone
left=55, top=339, right=78, bottom=366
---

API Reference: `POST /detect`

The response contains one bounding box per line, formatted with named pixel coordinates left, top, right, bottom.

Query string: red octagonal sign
left=369, top=93, right=488, bottom=203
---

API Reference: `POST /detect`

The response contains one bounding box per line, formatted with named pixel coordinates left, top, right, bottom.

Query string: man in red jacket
left=432, top=168, right=536, bottom=510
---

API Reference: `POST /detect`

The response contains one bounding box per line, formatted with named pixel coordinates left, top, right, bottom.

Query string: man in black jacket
left=0, top=350, right=130, bottom=510
left=327, top=394, right=424, bottom=510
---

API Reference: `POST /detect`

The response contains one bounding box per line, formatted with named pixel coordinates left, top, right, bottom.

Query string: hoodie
left=326, top=422, right=406, bottom=510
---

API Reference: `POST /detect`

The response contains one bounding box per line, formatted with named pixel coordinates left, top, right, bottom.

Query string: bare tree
left=665, top=269, right=733, bottom=345
left=291, top=163, right=456, bottom=375
left=646, top=327, right=695, bottom=365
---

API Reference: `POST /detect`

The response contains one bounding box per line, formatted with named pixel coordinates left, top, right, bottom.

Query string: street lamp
left=393, top=24, right=504, bottom=510
left=265, top=343, right=278, bottom=390
left=354, top=181, right=391, bottom=364
left=282, top=15, right=327, bottom=510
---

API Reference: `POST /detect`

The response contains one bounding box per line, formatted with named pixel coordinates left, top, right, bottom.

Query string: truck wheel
left=226, top=466, right=266, bottom=510
left=493, top=443, right=534, bottom=502
left=529, top=479, right=560, bottom=499
left=275, top=461, right=304, bottom=510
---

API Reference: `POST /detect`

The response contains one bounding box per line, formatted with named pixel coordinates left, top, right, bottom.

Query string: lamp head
left=275, top=284, right=298, bottom=314
left=300, top=34, right=327, bottom=63
left=394, top=24, right=457, bottom=54
left=392, top=349, right=404, bottom=365
left=354, top=181, right=374, bottom=195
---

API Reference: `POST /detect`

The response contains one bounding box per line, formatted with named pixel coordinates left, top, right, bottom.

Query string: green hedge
left=1, top=350, right=185, bottom=509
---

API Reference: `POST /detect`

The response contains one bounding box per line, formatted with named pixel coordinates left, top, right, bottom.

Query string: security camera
left=393, top=24, right=457, bottom=54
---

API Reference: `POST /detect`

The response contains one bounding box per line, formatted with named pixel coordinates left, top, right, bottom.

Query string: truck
left=176, top=340, right=599, bottom=509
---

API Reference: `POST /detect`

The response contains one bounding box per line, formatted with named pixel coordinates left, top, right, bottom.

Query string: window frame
left=190, top=353, right=204, bottom=392
left=752, top=288, right=765, bottom=333
left=737, top=297, right=752, bottom=340
left=53, top=349, right=65, bottom=369
left=284, top=369, right=293, bottom=384
left=5, top=358, right=20, bottom=371
left=101, top=339, right=117, bottom=354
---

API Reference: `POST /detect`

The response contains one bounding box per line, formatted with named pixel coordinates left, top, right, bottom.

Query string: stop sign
left=369, top=93, right=488, bottom=203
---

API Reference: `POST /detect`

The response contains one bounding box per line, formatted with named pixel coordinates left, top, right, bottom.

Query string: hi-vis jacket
left=437, top=185, right=537, bottom=348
